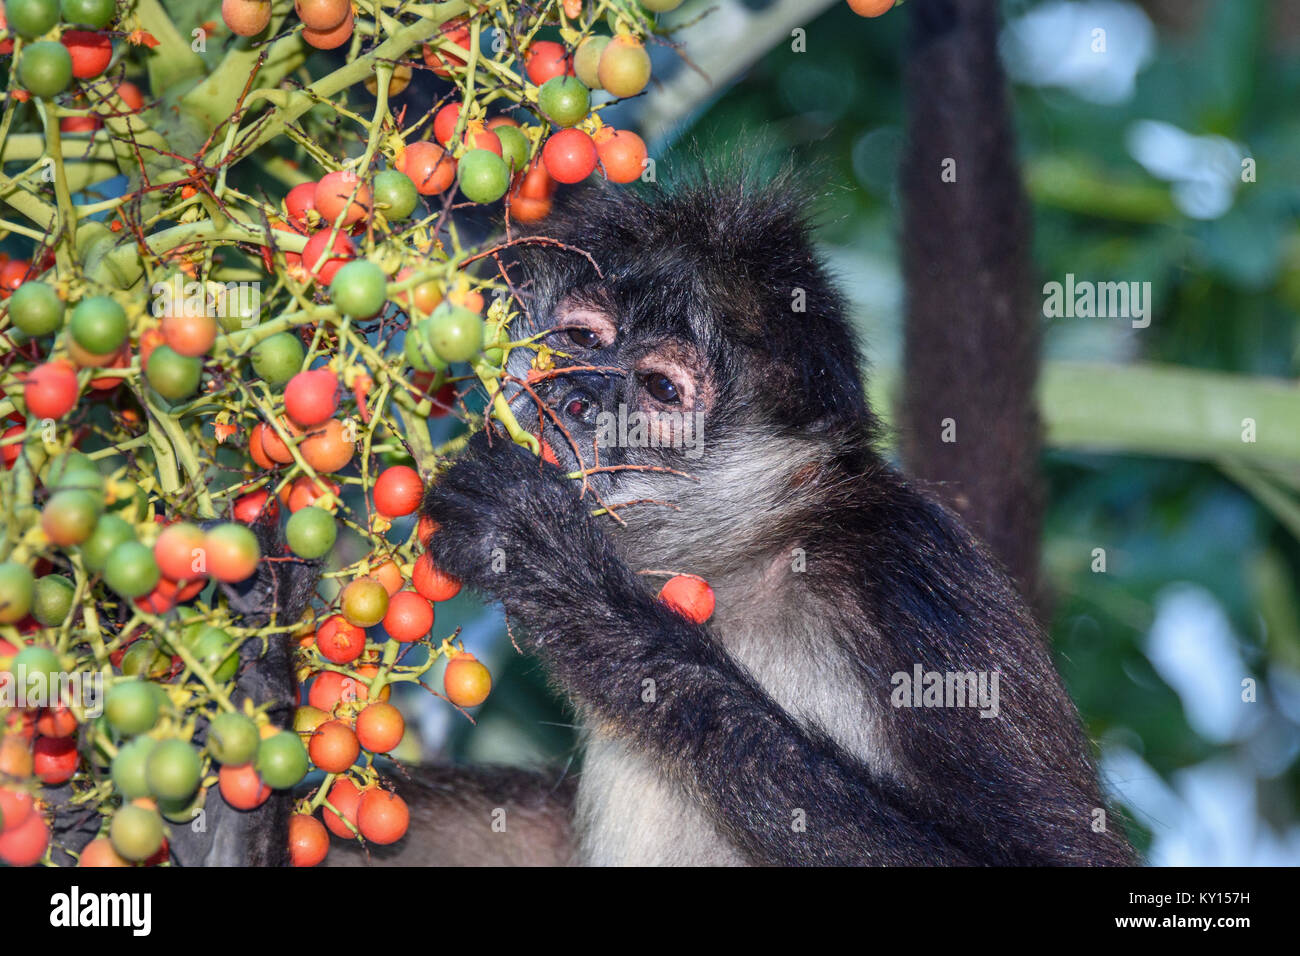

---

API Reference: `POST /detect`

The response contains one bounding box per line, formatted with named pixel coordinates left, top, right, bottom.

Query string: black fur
left=414, top=168, right=1132, bottom=865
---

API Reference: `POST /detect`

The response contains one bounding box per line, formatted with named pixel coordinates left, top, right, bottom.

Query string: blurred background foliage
left=427, top=0, right=1300, bottom=866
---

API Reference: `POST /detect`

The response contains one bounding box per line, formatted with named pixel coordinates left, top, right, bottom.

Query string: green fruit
left=538, top=75, right=591, bottom=128
left=104, top=679, right=159, bottom=735
left=146, top=344, right=201, bottom=401
left=109, top=804, right=164, bottom=862
left=250, top=332, right=304, bottom=385
left=31, top=574, right=74, bottom=626
left=493, top=124, right=530, bottom=175
left=640, top=0, right=684, bottom=11
left=404, top=321, right=448, bottom=373
left=427, top=302, right=484, bottom=363
left=192, top=626, right=239, bottom=682
left=574, top=35, right=609, bottom=89
left=13, top=645, right=61, bottom=685
left=457, top=149, right=510, bottom=204
left=61, top=0, right=116, bottom=28
left=157, top=789, right=204, bottom=824
left=120, top=639, right=168, bottom=678
left=80, top=513, right=135, bottom=573
left=18, top=41, right=73, bottom=99
left=46, top=450, right=102, bottom=492
left=256, top=730, right=309, bottom=789
left=285, top=506, right=336, bottom=559
left=69, top=296, right=128, bottom=355
left=7, top=0, right=59, bottom=38
left=110, top=737, right=156, bottom=799
left=102, top=540, right=160, bottom=599
left=597, top=36, right=652, bottom=98
left=330, top=260, right=388, bottom=319
left=0, top=561, right=36, bottom=624
left=207, top=712, right=259, bottom=765
left=145, top=739, right=202, bottom=801
left=372, top=170, right=418, bottom=220
left=8, top=282, right=64, bottom=336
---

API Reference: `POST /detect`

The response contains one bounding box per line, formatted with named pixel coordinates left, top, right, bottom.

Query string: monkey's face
left=503, top=179, right=873, bottom=568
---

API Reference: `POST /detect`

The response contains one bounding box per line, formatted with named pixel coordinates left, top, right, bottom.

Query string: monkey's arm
left=423, top=438, right=972, bottom=866
left=325, top=766, right=577, bottom=866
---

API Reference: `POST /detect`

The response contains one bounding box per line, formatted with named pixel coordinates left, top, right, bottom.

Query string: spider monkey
left=320, top=0, right=1131, bottom=868
left=182, top=0, right=1128, bottom=866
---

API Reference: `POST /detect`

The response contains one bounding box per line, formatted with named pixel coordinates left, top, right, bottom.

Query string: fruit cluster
left=0, top=0, right=683, bottom=866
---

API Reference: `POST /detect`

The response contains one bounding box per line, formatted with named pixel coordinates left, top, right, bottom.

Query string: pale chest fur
left=573, top=580, right=893, bottom=866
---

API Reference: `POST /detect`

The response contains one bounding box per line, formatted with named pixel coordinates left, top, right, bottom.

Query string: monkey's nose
left=560, top=387, right=602, bottom=427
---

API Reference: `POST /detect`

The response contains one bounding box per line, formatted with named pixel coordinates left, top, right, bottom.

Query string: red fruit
left=412, top=553, right=461, bottom=602
left=222, top=0, right=272, bottom=36
left=62, top=31, right=113, bottom=80
left=233, top=489, right=279, bottom=523
left=525, top=41, right=572, bottom=85
left=78, top=837, right=130, bottom=867
left=0, top=259, right=31, bottom=296
left=218, top=763, right=271, bottom=810
left=301, top=9, right=353, bottom=49
left=285, top=182, right=317, bottom=226
left=443, top=652, right=491, bottom=707
left=594, top=127, right=648, bottom=184
left=35, top=707, right=77, bottom=739
left=284, top=368, right=339, bottom=428
left=847, top=0, right=896, bottom=17
left=1, top=425, right=21, bottom=469
left=308, top=719, right=360, bottom=773
left=314, top=170, right=371, bottom=228
left=301, top=229, right=355, bottom=286
left=657, top=573, right=715, bottom=624
left=282, top=475, right=339, bottom=513
left=461, top=122, right=501, bottom=156
left=372, top=465, right=422, bottom=517
left=315, top=615, right=365, bottom=665
left=355, top=702, right=404, bottom=753
left=433, top=103, right=461, bottom=145
left=396, top=141, right=456, bottom=196
left=115, top=81, right=145, bottom=112
left=296, top=0, right=350, bottom=31
left=0, top=810, right=49, bottom=866
left=23, top=361, right=79, bottom=419
left=153, top=522, right=207, bottom=581
left=205, top=523, right=262, bottom=583
left=32, top=736, right=78, bottom=785
left=542, top=129, right=598, bottom=184
left=321, top=777, right=363, bottom=838
left=356, top=788, right=409, bottom=844
left=0, top=788, right=34, bottom=834
left=133, top=575, right=204, bottom=614
left=429, top=381, right=458, bottom=417
left=382, top=590, right=433, bottom=643
left=289, top=813, right=329, bottom=866
left=421, top=19, right=471, bottom=77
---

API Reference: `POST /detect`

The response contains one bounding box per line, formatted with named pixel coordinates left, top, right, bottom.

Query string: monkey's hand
left=421, top=430, right=610, bottom=617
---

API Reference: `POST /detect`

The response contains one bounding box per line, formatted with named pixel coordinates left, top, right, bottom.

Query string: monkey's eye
left=641, top=372, right=679, bottom=404
left=565, top=327, right=602, bottom=349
